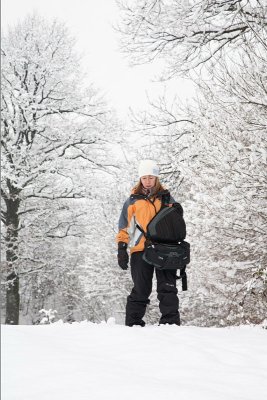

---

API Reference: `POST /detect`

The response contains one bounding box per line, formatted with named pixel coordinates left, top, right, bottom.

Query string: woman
left=116, top=159, right=183, bottom=327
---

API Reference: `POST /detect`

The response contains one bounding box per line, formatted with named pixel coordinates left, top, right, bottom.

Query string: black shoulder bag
left=137, top=195, right=190, bottom=291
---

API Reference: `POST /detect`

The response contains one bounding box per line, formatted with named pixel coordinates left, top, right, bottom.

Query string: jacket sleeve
left=116, top=198, right=135, bottom=244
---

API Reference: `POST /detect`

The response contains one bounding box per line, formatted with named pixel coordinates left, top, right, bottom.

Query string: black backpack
left=137, top=196, right=190, bottom=291
left=145, top=205, right=186, bottom=243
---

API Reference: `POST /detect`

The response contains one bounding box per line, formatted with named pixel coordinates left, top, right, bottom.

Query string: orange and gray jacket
left=116, top=190, right=175, bottom=254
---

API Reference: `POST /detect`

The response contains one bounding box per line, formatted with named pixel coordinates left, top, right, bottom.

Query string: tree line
left=1, top=1, right=266, bottom=325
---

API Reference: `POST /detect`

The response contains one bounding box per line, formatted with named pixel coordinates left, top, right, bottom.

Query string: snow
left=2, top=321, right=267, bottom=400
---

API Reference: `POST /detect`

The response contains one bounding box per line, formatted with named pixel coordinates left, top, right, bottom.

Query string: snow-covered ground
left=2, top=320, right=267, bottom=400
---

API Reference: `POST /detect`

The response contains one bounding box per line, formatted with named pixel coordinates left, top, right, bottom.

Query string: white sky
left=1, top=0, right=195, bottom=118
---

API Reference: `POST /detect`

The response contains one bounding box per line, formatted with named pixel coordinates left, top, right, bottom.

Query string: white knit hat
left=138, top=159, right=159, bottom=178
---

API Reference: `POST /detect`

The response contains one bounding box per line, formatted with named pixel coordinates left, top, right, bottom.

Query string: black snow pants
left=125, top=251, right=180, bottom=326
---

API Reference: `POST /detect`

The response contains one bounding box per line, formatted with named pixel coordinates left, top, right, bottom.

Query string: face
left=140, top=175, right=157, bottom=189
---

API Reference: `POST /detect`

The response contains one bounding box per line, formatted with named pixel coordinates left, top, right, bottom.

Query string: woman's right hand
left=117, top=242, right=129, bottom=270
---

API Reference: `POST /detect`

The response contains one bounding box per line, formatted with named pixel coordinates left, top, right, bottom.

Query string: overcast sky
left=1, top=0, right=194, bottom=118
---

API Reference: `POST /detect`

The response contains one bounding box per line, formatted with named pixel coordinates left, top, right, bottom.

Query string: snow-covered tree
left=117, top=0, right=267, bottom=325
left=185, top=43, right=267, bottom=325
left=118, top=0, right=267, bottom=75
left=1, top=14, right=113, bottom=324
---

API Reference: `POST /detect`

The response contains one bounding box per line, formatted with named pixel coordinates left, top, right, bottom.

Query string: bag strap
left=136, top=223, right=146, bottom=237
left=176, top=266, right=187, bottom=291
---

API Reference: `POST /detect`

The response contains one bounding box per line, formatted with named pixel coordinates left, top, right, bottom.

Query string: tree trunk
left=5, top=272, right=20, bottom=325
left=5, top=189, right=20, bottom=325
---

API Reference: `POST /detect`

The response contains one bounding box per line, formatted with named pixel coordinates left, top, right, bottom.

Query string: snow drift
left=2, top=321, right=267, bottom=400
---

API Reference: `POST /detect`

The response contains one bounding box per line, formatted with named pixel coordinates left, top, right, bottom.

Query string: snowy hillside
left=2, top=321, right=267, bottom=400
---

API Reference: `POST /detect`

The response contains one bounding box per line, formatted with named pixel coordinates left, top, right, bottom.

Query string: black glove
left=117, top=242, right=129, bottom=270
left=172, top=202, right=183, bottom=216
